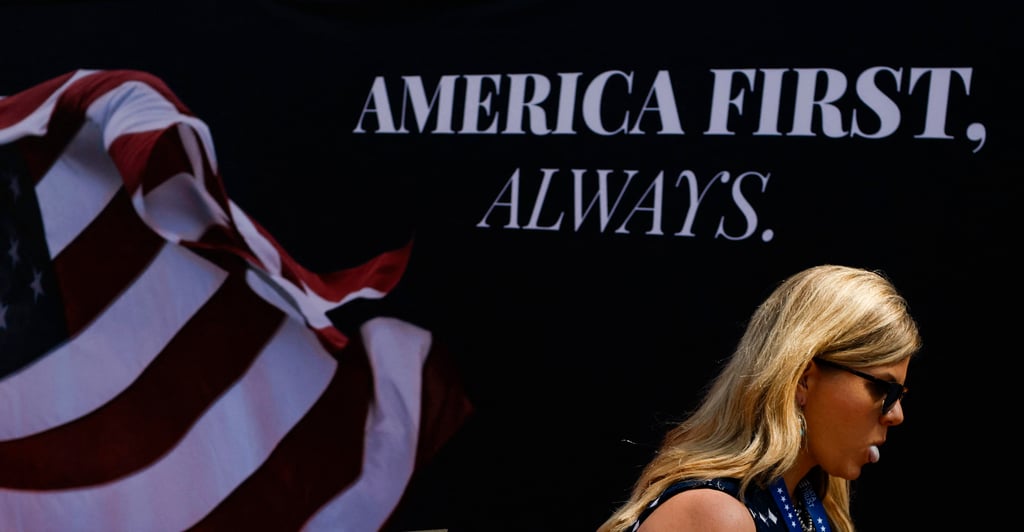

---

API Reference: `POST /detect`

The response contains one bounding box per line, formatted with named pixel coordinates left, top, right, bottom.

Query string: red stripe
left=53, top=187, right=162, bottom=335
left=58, top=70, right=193, bottom=121
left=109, top=127, right=197, bottom=195
left=0, top=273, right=284, bottom=489
left=289, top=239, right=413, bottom=301
left=7, top=70, right=194, bottom=186
left=411, top=339, right=474, bottom=470
left=187, top=332, right=374, bottom=531
left=15, top=109, right=86, bottom=185
left=236, top=208, right=412, bottom=300
left=114, top=126, right=271, bottom=271
left=0, top=71, right=75, bottom=129
left=381, top=338, right=475, bottom=530
left=190, top=334, right=474, bottom=530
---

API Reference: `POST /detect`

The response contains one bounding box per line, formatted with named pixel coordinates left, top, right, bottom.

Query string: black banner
left=1, top=1, right=1017, bottom=530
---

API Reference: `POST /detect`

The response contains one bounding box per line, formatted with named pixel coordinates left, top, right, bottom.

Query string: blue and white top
left=630, top=477, right=831, bottom=532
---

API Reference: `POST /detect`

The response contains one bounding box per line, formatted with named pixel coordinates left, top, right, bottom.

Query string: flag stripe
left=0, top=272, right=284, bottom=488
left=188, top=326, right=376, bottom=532
left=52, top=187, right=162, bottom=334
left=0, top=310, right=337, bottom=532
left=0, top=241, right=225, bottom=440
left=189, top=317, right=432, bottom=532
left=0, top=70, right=83, bottom=133
left=301, top=317, right=431, bottom=531
left=35, top=119, right=122, bottom=257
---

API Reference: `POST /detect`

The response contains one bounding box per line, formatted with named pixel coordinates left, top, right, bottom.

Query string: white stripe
left=135, top=169, right=230, bottom=244
left=302, top=316, right=429, bottom=532
left=130, top=123, right=227, bottom=245
left=88, top=80, right=216, bottom=170
left=230, top=199, right=282, bottom=275
left=0, top=313, right=336, bottom=532
left=0, top=243, right=226, bottom=440
left=36, top=120, right=122, bottom=257
left=0, top=70, right=97, bottom=144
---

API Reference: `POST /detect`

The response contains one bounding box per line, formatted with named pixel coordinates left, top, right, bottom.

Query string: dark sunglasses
left=813, top=358, right=907, bottom=414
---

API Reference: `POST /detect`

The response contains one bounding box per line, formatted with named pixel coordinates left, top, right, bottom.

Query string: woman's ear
left=796, top=363, right=812, bottom=407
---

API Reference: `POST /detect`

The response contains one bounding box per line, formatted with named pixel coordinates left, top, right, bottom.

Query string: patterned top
left=630, top=477, right=807, bottom=531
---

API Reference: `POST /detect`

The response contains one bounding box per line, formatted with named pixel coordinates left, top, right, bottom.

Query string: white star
left=7, top=237, right=18, bottom=267
left=30, top=269, right=43, bottom=301
left=0, top=302, right=7, bottom=329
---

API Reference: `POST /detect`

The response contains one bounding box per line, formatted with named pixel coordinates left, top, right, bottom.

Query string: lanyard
left=769, top=477, right=831, bottom=532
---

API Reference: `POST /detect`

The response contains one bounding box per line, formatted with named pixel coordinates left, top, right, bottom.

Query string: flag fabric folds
left=0, top=70, right=471, bottom=531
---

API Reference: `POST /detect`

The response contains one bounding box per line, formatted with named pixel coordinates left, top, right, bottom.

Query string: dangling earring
left=796, top=378, right=808, bottom=442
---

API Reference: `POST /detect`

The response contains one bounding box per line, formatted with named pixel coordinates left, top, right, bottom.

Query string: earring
left=798, top=412, right=806, bottom=437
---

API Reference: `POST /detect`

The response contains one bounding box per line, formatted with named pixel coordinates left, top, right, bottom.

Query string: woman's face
left=802, top=357, right=911, bottom=480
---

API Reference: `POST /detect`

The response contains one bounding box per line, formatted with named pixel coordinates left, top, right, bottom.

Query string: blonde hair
left=598, top=265, right=922, bottom=532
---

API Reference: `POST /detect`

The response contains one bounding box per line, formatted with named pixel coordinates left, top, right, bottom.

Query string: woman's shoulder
left=634, top=478, right=754, bottom=532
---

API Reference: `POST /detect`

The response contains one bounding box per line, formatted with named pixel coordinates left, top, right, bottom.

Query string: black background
left=2, top=1, right=1019, bottom=530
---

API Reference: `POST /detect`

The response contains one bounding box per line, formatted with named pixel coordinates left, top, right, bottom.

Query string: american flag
left=0, top=70, right=471, bottom=531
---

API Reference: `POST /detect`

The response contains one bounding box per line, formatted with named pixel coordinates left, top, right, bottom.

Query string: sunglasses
left=813, top=358, right=907, bottom=415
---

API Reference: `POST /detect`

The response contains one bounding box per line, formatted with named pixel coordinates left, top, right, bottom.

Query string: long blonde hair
left=598, top=265, right=922, bottom=532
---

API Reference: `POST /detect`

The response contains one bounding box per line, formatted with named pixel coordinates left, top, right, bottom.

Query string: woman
left=598, top=264, right=921, bottom=532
